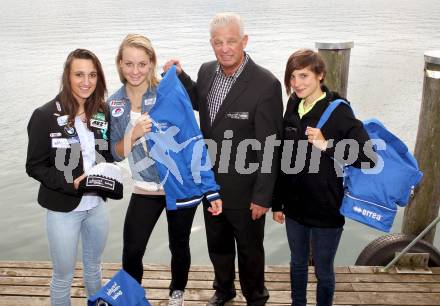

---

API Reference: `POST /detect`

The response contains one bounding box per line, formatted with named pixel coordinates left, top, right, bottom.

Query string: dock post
left=315, top=41, right=354, bottom=98
left=402, top=51, right=440, bottom=243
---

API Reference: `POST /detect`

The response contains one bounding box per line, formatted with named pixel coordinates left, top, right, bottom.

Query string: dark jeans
left=285, top=217, right=343, bottom=306
left=203, top=202, right=269, bottom=305
left=122, top=193, right=197, bottom=292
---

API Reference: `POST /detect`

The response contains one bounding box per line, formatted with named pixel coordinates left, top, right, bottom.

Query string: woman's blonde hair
left=116, top=34, right=159, bottom=88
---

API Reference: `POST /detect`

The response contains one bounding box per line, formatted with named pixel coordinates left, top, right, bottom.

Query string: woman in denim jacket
left=108, top=34, right=221, bottom=306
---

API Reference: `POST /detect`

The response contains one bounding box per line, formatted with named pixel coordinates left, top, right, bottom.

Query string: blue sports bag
left=317, top=99, right=423, bottom=232
left=87, top=269, right=151, bottom=306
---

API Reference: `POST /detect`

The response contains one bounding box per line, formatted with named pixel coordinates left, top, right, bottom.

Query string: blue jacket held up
left=147, top=65, right=220, bottom=210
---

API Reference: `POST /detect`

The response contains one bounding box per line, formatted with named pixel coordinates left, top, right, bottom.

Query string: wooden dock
left=1, top=261, right=440, bottom=305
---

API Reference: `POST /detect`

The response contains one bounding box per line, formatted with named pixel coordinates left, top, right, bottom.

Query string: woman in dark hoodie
left=272, top=49, right=375, bottom=306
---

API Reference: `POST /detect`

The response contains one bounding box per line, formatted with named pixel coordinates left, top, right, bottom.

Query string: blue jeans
left=285, top=217, right=343, bottom=306
left=46, top=202, right=109, bottom=306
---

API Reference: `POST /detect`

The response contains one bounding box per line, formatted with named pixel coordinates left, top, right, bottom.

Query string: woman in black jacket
left=272, top=49, right=375, bottom=306
left=26, top=49, right=113, bottom=306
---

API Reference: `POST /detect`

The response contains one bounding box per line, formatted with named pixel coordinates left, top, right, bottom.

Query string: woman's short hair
left=284, top=49, right=327, bottom=96
left=116, top=34, right=159, bottom=87
left=210, top=12, right=244, bottom=37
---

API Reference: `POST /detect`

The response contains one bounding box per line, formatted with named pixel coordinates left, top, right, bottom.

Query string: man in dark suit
left=164, top=12, right=283, bottom=306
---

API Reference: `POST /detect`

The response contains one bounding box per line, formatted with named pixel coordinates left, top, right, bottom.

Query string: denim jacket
left=107, top=85, right=161, bottom=185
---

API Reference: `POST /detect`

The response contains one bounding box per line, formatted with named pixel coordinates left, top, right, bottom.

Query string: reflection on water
left=1, top=0, right=439, bottom=265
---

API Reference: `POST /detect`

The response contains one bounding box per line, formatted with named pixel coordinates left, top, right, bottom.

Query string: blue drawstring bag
left=317, top=99, right=423, bottom=232
left=88, top=269, right=151, bottom=306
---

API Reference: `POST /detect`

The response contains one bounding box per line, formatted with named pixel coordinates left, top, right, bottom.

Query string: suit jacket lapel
left=211, top=59, right=255, bottom=130
left=200, top=63, right=217, bottom=129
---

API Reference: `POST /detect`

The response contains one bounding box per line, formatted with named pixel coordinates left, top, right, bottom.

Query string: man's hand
left=208, top=199, right=222, bottom=216
left=250, top=202, right=269, bottom=220
left=163, top=59, right=183, bottom=74
left=272, top=211, right=285, bottom=224
left=73, top=173, right=87, bottom=190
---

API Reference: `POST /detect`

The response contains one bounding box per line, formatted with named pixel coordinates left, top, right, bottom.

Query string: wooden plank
left=0, top=296, right=247, bottom=306
left=334, top=273, right=440, bottom=283
left=264, top=265, right=351, bottom=273
left=0, top=261, right=207, bottom=272
left=333, top=291, right=440, bottom=305
left=0, top=297, right=350, bottom=306
left=2, top=276, right=439, bottom=293
left=0, top=267, right=293, bottom=282
left=0, top=287, right=243, bottom=305
left=0, top=285, right=85, bottom=297
left=350, top=282, right=440, bottom=293
left=348, top=265, right=440, bottom=274
left=354, top=291, right=440, bottom=305
left=2, top=268, right=440, bottom=286
left=3, top=285, right=440, bottom=305
left=0, top=276, right=295, bottom=291
left=0, top=276, right=357, bottom=292
left=0, top=296, right=310, bottom=306
left=0, top=296, right=85, bottom=306
left=1, top=261, right=440, bottom=274
left=0, top=261, right=363, bottom=273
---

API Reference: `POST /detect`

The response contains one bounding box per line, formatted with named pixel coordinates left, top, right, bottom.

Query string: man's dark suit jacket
left=179, top=57, right=283, bottom=210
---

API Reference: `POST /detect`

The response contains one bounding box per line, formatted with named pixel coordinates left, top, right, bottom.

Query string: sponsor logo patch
left=90, top=119, right=108, bottom=129
left=353, top=205, right=382, bottom=221
left=109, top=100, right=125, bottom=107
left=51, top=138, right=70, bottom=148
left=57, top=115, right=69, bottom=126
left=144, top=97, right=156, bottom=105
left=92, top=112, right=106, bottom=121
left=64, top=126, right=76, bottom=136
left=226, top=112, right=249, bottom=120
left=86, top=175, right=115, bottom=190
left=112, top=107, right=124, bottom=118
left=49, top=132, right=62, bottom=138
left=67, top=136, right=80, bottom=144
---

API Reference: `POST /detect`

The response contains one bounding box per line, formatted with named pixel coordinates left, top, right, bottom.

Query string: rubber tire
left=355, top=233, right=440, bottom=266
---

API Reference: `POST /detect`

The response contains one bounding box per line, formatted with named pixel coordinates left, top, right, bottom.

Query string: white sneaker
left=169, top=290, right=184, bottom=306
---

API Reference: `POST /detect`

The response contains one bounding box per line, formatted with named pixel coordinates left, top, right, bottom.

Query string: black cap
left=79, top=163, right=123, bottom=200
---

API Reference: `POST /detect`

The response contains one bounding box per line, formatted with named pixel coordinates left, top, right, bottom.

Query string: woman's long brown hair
left=59, top=49, right=108, bottom=129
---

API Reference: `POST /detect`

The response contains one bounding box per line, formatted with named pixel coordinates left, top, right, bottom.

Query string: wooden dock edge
left=1, top=261, right=440, bottom=305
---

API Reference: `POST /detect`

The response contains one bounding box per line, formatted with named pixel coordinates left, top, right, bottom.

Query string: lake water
left=1, top=0, right=439, bottom=266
